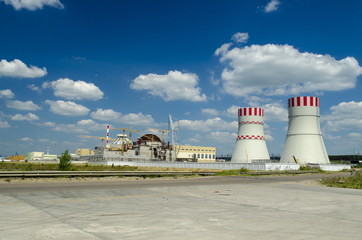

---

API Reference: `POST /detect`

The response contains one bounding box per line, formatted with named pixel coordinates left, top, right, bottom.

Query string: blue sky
left=0, top=0, right=361, bottom=156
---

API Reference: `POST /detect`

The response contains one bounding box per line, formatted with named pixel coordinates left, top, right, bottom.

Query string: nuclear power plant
left=231, top=96, right=330, bottom=165
left=280, top=96, right=330, bottom=164
left=231, top=107, right=270, bottom=163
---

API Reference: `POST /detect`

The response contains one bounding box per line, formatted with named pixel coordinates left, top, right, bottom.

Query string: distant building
left=76, top=149, right=94, bottom=156
left=174, top=145, right=216, bottom=162
left=26, top=152, right=57, bottom=161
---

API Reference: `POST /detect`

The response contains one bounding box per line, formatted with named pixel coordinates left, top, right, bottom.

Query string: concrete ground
left=0, top=174, right=361, bottom=240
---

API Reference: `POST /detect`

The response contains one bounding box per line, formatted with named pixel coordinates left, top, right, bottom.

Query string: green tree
left=59, top=149, right=72, bottom=171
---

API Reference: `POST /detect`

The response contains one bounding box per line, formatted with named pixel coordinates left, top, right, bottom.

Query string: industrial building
left=76, top=149, right=95, bottom=156
left=26, top=152, right=58, bottom=161
left=174, top=145, right=216, bottom=162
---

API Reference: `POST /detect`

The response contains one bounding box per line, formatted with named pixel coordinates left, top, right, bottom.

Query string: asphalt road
left=0, top=173, right=361, bottom=239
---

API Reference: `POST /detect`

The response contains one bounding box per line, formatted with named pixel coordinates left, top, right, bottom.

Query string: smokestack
left=280, top=96, right=330, bottom=164
left=231, top=107, right=270, bottom=163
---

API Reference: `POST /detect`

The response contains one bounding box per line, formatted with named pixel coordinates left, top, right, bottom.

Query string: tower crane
left=148, top=128, right=170, bottom=143
left=81, top=135, right=116, bottom=147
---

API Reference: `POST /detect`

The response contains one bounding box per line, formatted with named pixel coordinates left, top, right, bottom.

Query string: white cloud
left=0, top=120, right=10, bottom=128
left=7, top=100, right=41, bottom=111
left=348, top=132, right=362, bottom=138
left=0, top=59, right=47, bottom=78
left=226, top=105, right=240, bottom=118
left=0, top=89, right=15, bottom=99
left=42, top=78, right=104, bottom=100
left=178, top=117, right=237, bottom=132
left=19, top=137, right=33, bottom=142
left=214, top=43, right=232, bottom=56
left=52, top=119, right=104, bottom=133
left=91, top=108, right=122, bottom=121
left=264, top=0, right=280, bottom=13
left=3, top=0, right=64, bottom=10
left=90, top=108, right=156, bottom=127
left=201, top=108, right=219, bottom=116
left=263, top=103, right=288, bottom=122
left=27, top=84, right=42, bottom=93
left=130, top=70, right=207, bottom=102
left=11, top=113, right=39, bottom=121
left=324, top=101, right=362, bottom=132
left=216, top=44, right=362, bottom=97
left=45, top=100, right=90, bottom=116
left=208, top=131, right=237, bottom=143
left=43, top=121, right=56, bottom=127
left=120, top=113, right=156, bottom=127
left=231, top=32, right=249, bottom=43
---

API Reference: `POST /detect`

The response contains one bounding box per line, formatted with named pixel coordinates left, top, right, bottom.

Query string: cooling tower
left=280, top=96, right=330, bottom=164
left=231, top=107, right=270, bottom=163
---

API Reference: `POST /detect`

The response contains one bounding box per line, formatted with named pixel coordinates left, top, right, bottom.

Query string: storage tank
left=231, top=107, right=270, bottom=163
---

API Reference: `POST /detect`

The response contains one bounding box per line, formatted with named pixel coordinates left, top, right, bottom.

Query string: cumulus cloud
left=216, top=44, right=362, bottom=97
left=91, top=108, right=122, bottom=121
left=208, top=131, right=237, bottom=143
left=263, top=103, right=288, bottom=122
left=0, top=89, right=15, bottom=99
left=231, top=32, right=249, bottom=43
left=7, top=100, right=41, bottom=111
left=51, top=119, right=103, bottom=133
left=90, top=108, right=156, bottom=127
left=130, top=70, right=207, bottom=102
left=177, top=117, right=237, bottom=132
left=27, top=84, right=42, bottom=93
left=324, top=101, right=362, bottom=132
left=119, top=113, right=156, bottom=127
left=2, top=0, right=64, bottom=10
left=42, top=78, right=104, bottom=100
left=0, top=120, right=10, bottom=128
left=45, top=100, right=90, bottom=116
left=226, top=105, right=240, bottom=118
left=11, top=113, right=39, bottom=121
left=0, top=59, right=47, bottom=78
left=201, top=108, right=219, bottom=116
left=264, top=0, right=280, bottom=13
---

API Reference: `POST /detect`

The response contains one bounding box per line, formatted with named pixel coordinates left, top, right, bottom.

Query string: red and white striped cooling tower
left=280, top=96, right=330, bottom=164
left=231, top=107, right=270, bottom=163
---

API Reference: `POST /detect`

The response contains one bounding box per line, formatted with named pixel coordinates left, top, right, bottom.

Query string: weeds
left=320, top=172, right=362, bottom=189
left=215, top=168, right=248, bottom=176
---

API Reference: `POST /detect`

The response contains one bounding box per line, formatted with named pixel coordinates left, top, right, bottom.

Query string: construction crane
left=81, top=135, right=116, bottom=147
left=109, top=127, right=141, bottom=142
left=148, top=128, right=170, bottom=143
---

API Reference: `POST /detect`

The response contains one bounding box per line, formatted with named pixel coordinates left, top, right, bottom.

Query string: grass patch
left=0, top=162, right=139, bottom=171
left=215, top=168, right=248, bottom=176
left=320, top=172, right=362, bottom=189
left=299, top=165, right=324, bottom=172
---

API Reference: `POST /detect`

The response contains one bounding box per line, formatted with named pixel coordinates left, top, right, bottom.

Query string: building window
left=197, top=154, right=200, bottom=158
left=201, top=154, right=204, bottom=159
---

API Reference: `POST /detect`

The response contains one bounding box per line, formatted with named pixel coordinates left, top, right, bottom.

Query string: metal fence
left=99, top=161, right=301, bottom=171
